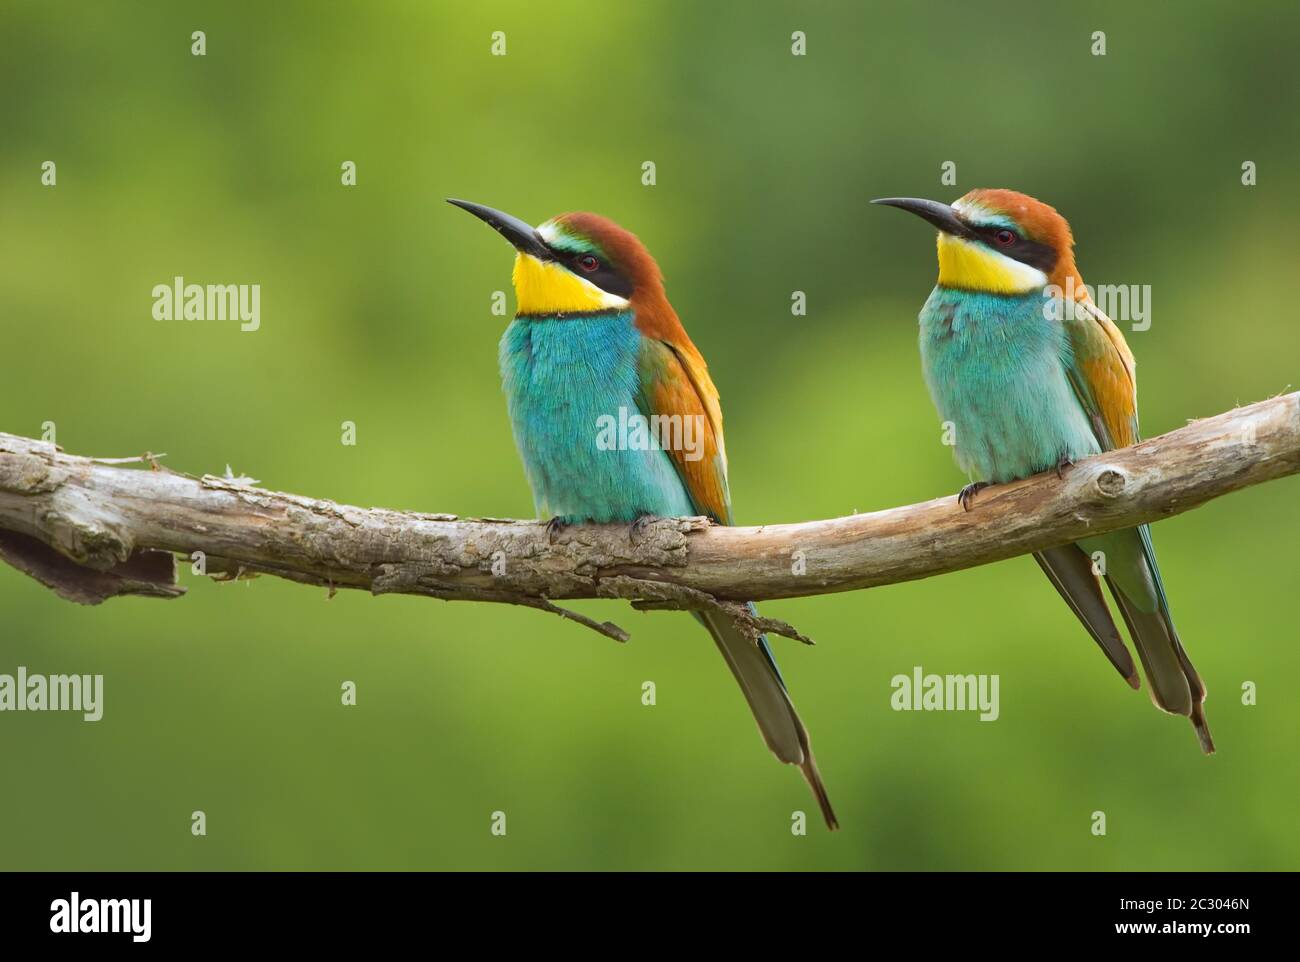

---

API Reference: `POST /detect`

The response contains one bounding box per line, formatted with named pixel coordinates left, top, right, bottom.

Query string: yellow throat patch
left=936, top=233, right=1047, bottom=294
left=512, top=253, right=629, bottom=315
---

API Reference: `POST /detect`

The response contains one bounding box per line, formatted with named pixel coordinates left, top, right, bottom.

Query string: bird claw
left=957, top=481, right=990, bottom=512
left=1055, top=454, right=1075, bottom=479
left=545, top=517, right=570, bottom=545
left=629, top=514, right=663, bottom=545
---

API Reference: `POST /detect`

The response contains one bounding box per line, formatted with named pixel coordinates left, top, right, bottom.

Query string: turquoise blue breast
left=918, top=287, right=1100, bottom=483
left=499, top=311, right=697, bottom=523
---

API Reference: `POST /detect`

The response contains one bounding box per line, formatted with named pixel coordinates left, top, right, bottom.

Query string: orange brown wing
left=1063, top=298, right=1140, bottom=450
left=636, top=336, right=732, bottom=524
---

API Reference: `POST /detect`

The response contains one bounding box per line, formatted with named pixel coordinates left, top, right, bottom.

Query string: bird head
left=872, top=188, right=1084, bottom=296
left=448, top=200, right=666, bottom=317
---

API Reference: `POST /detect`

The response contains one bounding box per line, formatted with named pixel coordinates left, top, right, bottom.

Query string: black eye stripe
left=556, top=248, right=634, bottom=298
left=973, top=226, right=1057, bottom=273
left=978, top=226, right=1018, bottom=243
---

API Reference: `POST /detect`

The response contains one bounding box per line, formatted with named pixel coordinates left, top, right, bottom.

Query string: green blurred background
left=1, top=0, right=1296, bottom=870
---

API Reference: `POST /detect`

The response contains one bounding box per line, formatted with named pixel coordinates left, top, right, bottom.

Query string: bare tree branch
left=1, top=393, right=1296, bottom=642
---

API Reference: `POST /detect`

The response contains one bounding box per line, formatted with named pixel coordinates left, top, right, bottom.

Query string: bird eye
left=994, top=229, right=1016, bottom=247
left=577, top=254, right=600, bottom=272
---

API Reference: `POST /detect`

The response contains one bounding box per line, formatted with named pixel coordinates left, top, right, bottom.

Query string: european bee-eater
left=449, top=199, right=838, bottom=827
left=874, top=189, right=1213, bottom=753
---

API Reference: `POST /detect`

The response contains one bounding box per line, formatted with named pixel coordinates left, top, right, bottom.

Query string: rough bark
left=1, top=392, right=1296, bottom=642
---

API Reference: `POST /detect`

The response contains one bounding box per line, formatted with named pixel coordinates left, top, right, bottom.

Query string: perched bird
left=449, top=199, right=838, bottom=827
left=874, top=189, right=1213, bottom=753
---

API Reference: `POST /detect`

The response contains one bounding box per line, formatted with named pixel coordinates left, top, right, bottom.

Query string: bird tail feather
left=1034, top=545, right=1139, bottom=687
left=1082, top=526, right=1214, bottom=754
left=695, top=608, right=839, bottom=830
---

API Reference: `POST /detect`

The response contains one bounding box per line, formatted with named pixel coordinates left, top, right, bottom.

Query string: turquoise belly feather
left=919, top=287, right=1100, bottom=483
left=498, top=311, right=696, bottom=523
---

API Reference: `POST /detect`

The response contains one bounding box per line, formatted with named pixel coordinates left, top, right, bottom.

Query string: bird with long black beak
left=874, top=189, right=1213, bottom=754
left=449, top=199, right=839, bottom=828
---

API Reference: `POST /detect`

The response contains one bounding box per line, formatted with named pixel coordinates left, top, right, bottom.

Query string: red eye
left=994, top=229, right=1016, bottom=247
left=577, top=254, right=600, bottom=272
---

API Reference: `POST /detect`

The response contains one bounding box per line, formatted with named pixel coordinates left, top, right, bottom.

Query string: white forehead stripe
left=951, top=198, right=998, bottom=225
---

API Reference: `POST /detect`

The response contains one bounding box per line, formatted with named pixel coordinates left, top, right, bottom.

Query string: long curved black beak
left=871, top=197, right=970, bottom=238
left=447, top=199, right=552, bottom=260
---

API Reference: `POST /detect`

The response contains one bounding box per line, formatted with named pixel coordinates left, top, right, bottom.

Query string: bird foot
left=1055, top=454, right=1075, bottom=479
left=629, top=514, right=663, bottom=546
left=957, top=481, right=990, bottom=512
left=545, top=517, right=570, bottom=545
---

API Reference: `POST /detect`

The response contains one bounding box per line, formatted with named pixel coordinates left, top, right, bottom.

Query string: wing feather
left=1061, top=298, right=1138, bottom=450
left=635, top=337, right=732, bottom=524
